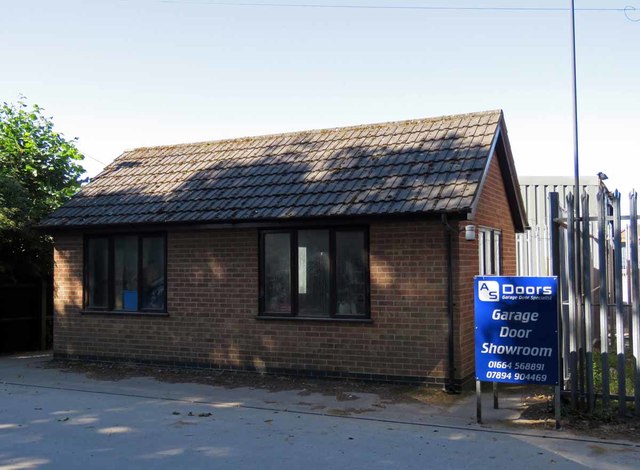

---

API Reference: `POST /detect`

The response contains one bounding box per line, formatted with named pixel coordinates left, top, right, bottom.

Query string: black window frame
left=83, top=232, right=168, bottom=314
left=259, top=226, right=370, bottom=319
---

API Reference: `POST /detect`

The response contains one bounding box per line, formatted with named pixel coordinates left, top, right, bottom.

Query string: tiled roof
left=41, top=110, right=508, bottom=228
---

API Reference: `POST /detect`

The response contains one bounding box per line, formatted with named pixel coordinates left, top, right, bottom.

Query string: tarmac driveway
left=0, top=353, right=638, bottom=469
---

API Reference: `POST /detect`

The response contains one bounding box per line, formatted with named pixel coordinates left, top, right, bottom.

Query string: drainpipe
left=441, top=214, right=458, bottom=393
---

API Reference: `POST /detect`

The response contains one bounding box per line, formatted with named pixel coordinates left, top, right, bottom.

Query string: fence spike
left=613, top=191, right=627, bottom=416
left=582, top=192, right=594, bottom=411
left=629, top=190, right=640, bottom=415
left=566, top=193, right=579, bottom=408
left=597, top=187, right=610, bottom=409
left=549, top=192, right=563, bottom=426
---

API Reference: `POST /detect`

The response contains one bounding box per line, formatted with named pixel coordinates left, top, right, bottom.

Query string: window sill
left=80, top=310, right=169, bottom=317
left=256, top=315, right=373, bottom=324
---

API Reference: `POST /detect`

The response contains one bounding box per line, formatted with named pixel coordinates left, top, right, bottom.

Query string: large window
left=260, top=228, right=369, bottom=318
left=84, top=234, right=166, bottom=313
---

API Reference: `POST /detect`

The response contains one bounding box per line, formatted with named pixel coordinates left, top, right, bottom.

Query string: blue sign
left=475, top=276, right=559, bottom=385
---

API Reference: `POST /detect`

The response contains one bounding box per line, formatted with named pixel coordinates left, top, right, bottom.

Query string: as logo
left=478, top=281, right=499, bottom=302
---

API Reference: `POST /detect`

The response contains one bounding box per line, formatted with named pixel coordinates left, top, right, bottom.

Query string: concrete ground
left=0, top=353, right=638, bottom=469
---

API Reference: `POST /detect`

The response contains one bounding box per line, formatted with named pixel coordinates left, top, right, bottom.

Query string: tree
left=0, top=99, right=85, bottom=282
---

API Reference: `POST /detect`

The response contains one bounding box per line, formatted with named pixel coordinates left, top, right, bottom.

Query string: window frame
left=83, top=232, right=168, bottom=314
left=259, top=226, right=370, bottom=320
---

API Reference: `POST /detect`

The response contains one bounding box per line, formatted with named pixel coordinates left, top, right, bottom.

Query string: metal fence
left=517, top=176, right=603, bottom=278
left=550, top=190, right=640, bottom=415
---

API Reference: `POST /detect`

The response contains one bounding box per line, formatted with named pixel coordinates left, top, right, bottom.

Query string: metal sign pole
left=476, top=380, right=482, bottom=424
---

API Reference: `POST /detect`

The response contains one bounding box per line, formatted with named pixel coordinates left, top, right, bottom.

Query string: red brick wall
left=454, top=152, right=517, bottom=382
left=53, top=220, right=451, bottom=383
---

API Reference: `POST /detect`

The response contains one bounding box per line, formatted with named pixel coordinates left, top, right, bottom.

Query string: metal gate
left=0, top=282, right=52, bottom=353
left=550, top=190, right=640, bottom=415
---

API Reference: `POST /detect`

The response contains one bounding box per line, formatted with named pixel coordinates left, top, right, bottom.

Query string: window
left=260, top=228, right=369, bottom=318
left=84, top=234, right=166, bottom=313
left=478, top=228, right=501, bottom=275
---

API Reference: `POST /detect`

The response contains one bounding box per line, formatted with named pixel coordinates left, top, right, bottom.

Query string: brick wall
left=53, top=220, right=450, bottom=383
left=454, top=152, right=517, bottom=382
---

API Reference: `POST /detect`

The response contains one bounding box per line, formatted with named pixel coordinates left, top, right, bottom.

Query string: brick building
left=42, top=110, right=526, bottom=389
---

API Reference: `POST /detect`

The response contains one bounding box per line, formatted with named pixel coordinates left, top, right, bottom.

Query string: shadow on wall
left=52, top=245, right=82, bottom=356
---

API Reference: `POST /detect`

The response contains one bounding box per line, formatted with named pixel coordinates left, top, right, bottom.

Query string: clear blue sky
left=2, top=1, right=638, bottom=194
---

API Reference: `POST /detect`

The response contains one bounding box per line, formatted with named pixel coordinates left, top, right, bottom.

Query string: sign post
left=475, top=276, right=559, bottom=424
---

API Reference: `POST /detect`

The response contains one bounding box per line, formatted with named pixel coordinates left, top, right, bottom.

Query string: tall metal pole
left=570, top=2, right=580, bottom=200
left=569, top=0, right=584, bottom=406
left=571, top=0, right=580, bottom=231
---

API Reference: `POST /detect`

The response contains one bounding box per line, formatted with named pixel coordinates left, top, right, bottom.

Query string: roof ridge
left=122, top=109, right=503, bottom=154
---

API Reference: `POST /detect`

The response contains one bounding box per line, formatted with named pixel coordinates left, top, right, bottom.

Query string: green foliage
left=0, top=98, right=85, bottom=282
left=0, top=174, right=29, bottom=230
left=593, top=350, right=636, bottom=397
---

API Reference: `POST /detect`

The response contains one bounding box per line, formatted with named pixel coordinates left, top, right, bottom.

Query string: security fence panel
left=547, top=189, right=639, bottom=415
